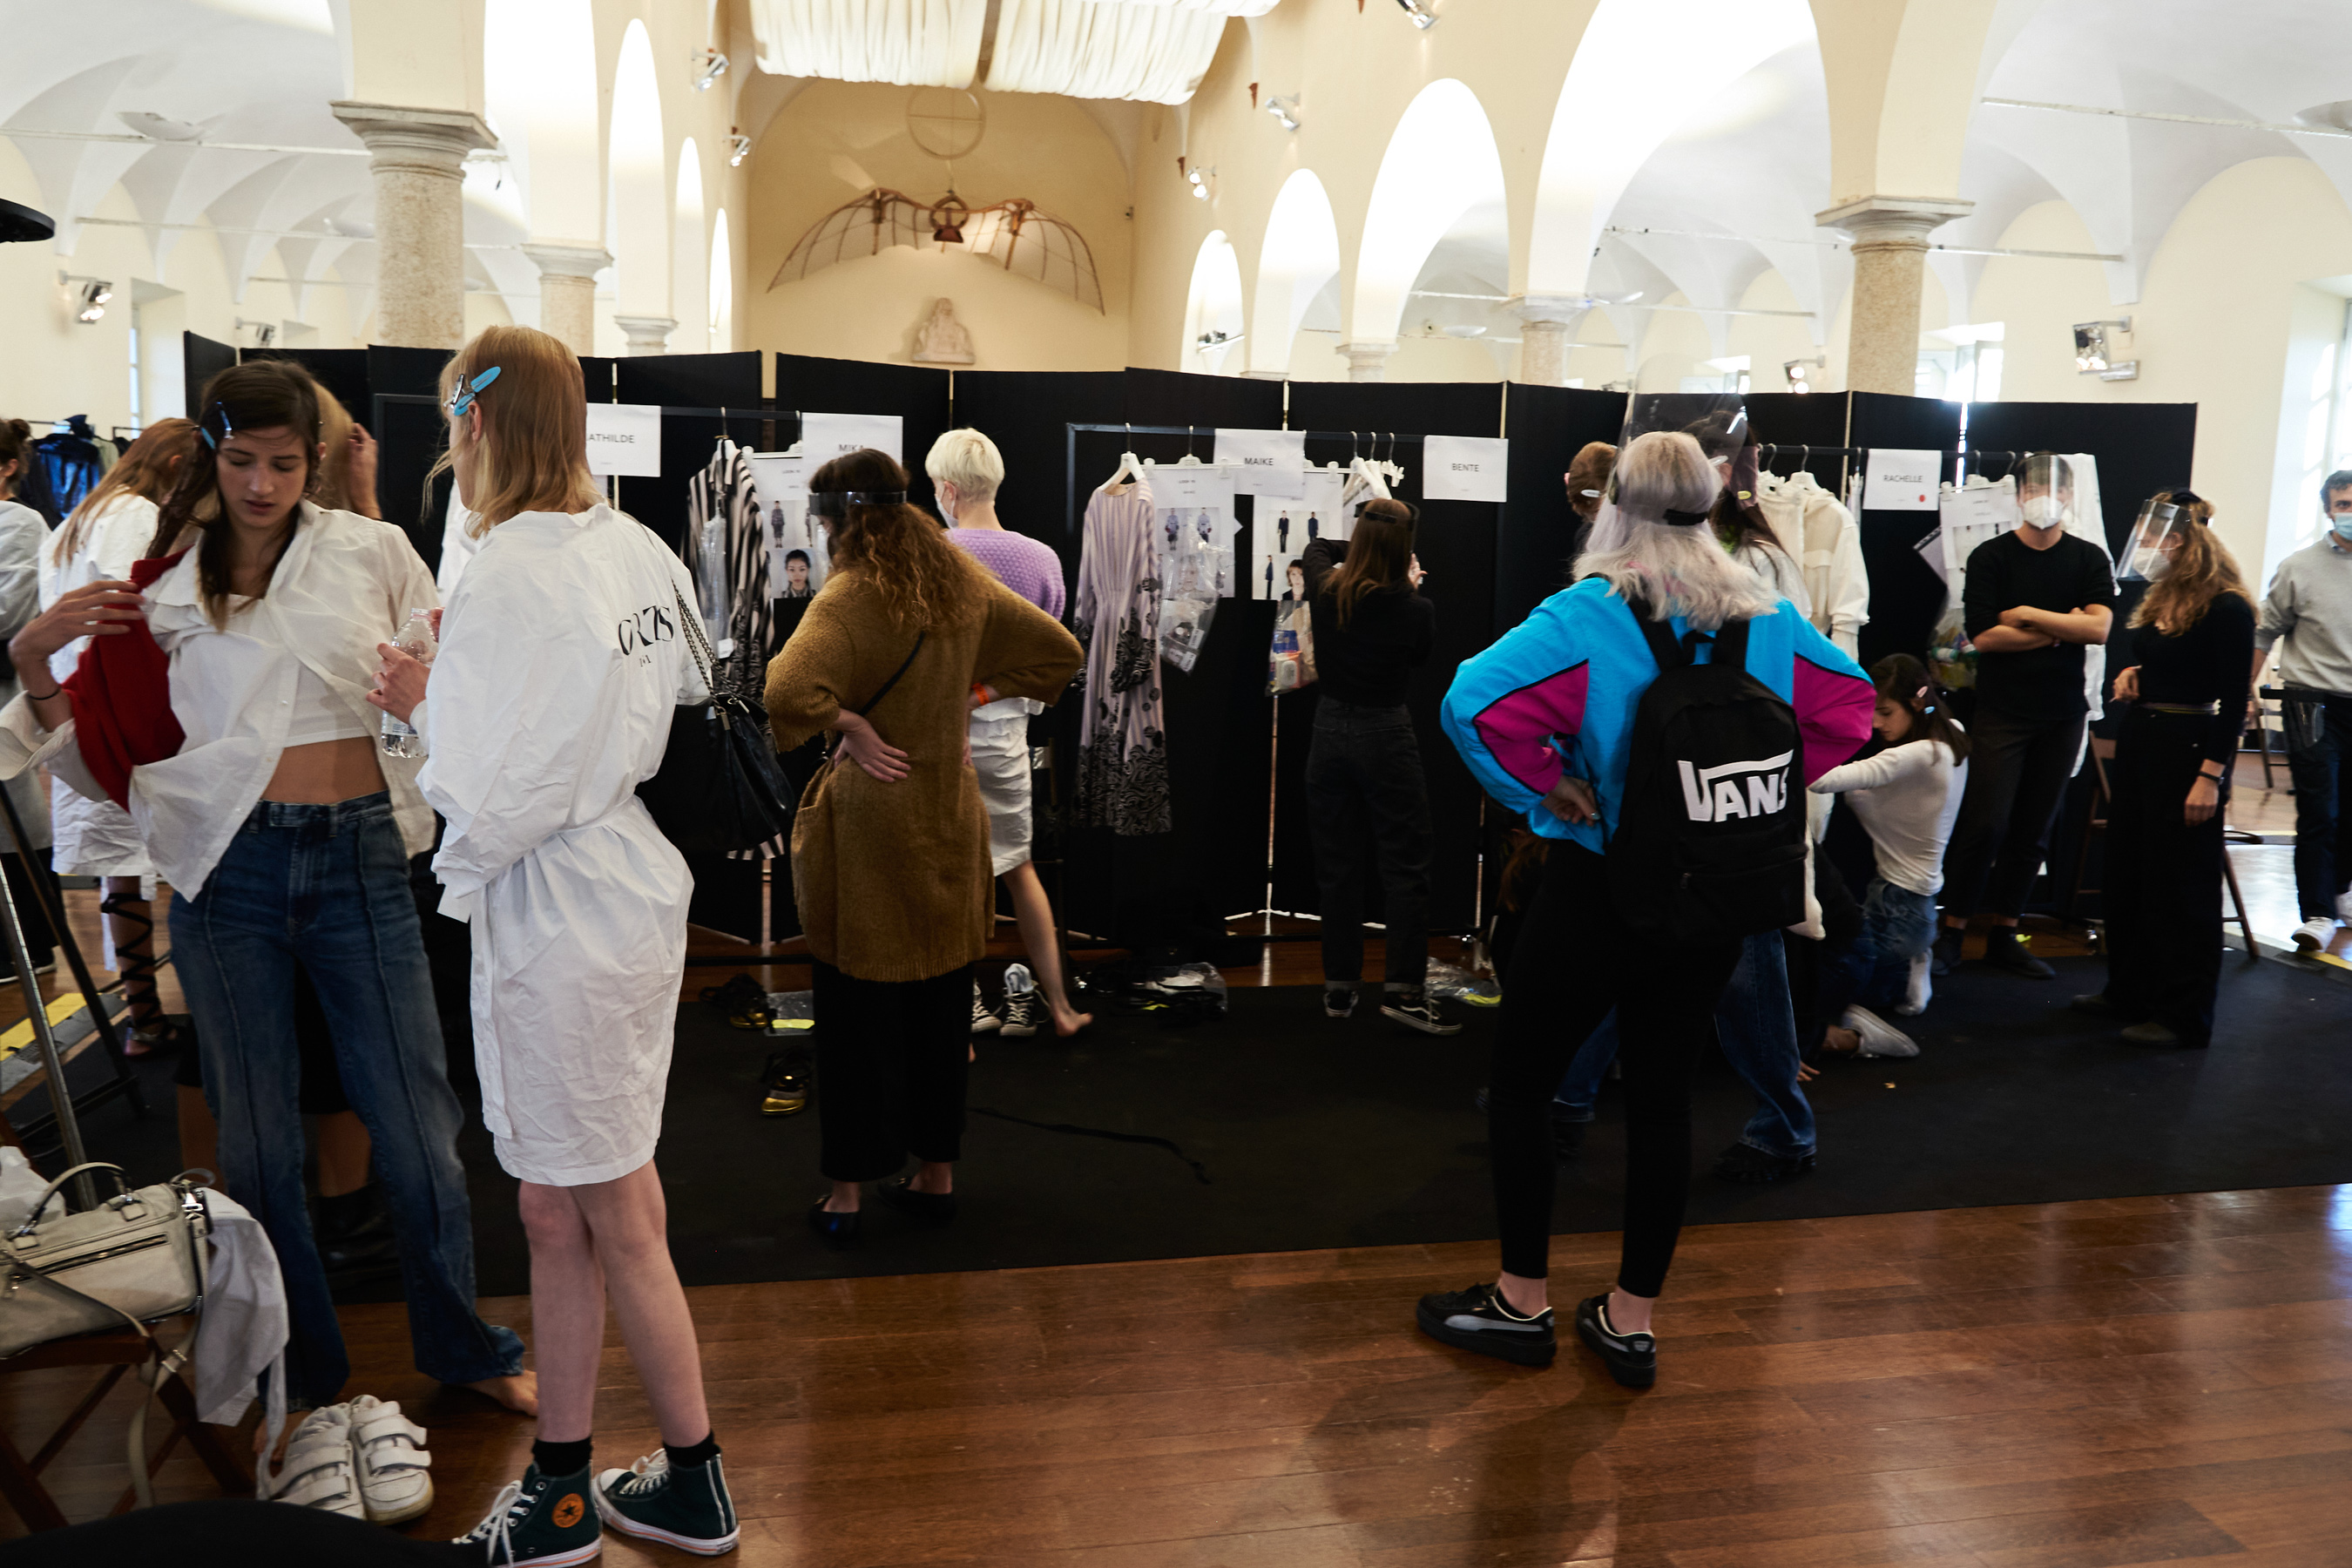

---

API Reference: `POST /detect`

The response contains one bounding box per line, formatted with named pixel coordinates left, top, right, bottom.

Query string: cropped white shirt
left=0, top=504, right=441, bottom=895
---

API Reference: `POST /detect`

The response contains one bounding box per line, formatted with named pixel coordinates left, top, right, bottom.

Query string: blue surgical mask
left=2334, top=511, right=2352, bottom=543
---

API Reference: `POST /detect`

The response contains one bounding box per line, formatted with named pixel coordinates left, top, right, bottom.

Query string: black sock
left=1985, top=926, right=2019, bottom=947
left=534, top=1436, right=592, bottom=1478
left=666, top=1432, right=721, bottom=1470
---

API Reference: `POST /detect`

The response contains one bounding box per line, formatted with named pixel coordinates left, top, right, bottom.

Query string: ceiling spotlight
left=1197, top=329, right=1241, bottom=349
left=2073, top=317, right=2135, bottom=379
left=1186, top=165, right=1214, bottom=200
left=1396, top=0, right=1438, bottom=28
left=1785, top=355, right=1825, bottom=392
left=1267, top=94, right=1301, bottom=132
left=235, top=317, right=277, bottom=348
left=728, top=132, right=752, bottom=166
left=692, top=50, right=728, bottom=91
left=61, top=273, right=112, bottom=322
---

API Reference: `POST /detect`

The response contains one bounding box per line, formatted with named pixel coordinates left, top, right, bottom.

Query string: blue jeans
left=172, top=794, right=522, bottom=1408
left=1849, top=878, right=1935, bottom=1011
left=1552, top=929, right=1815, bottom=1158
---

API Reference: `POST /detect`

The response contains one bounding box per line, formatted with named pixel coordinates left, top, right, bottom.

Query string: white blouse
left=40, top=494, right=160, bottom=685
left=0, top=504, right=440, bottom=895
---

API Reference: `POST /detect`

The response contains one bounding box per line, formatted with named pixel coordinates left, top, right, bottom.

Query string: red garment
left=62, top=551, right=189, bottom=809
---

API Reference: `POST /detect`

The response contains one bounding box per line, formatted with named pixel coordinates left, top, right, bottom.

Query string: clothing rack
left=1061, top=422, right=1429, bottom=544
left=373, top=393, right=794, bottom=427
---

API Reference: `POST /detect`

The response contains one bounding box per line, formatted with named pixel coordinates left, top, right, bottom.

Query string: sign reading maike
left=1213, top=428, right=1308, bottom=500
left=585, top=402, right=661, bottom=477
left=1862, top=448, right=1943, bottom=511
left=1423, top=435, right=1510, bottom=504
left=798, top=411, right=904, bottom=466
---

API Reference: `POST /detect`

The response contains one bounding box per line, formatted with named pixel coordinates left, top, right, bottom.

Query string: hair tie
left=1661, top=507, right=1711, bottom=527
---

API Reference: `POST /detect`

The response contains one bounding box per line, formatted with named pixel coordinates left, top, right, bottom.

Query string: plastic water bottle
left=381, top=607, right=436, bottom=758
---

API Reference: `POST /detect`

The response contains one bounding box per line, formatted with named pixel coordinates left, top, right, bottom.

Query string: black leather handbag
left=638, top=585, right=800, bottom=857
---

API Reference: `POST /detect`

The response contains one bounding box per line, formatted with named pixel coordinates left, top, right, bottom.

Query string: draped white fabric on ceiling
left=749, top=0, right=989, bottom=87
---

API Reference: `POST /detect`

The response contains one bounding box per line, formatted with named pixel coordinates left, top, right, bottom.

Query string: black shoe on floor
left=807, top=1197, right=860, bottom=1249
left=1323, top=986, right=1357, bottom=1020
left=1549, top=1113, right=1587, bottom=1163
left=1382, top=990, right=1463, bottom=1036
left=2119, top=1020, right=2193, bottom=1047
left=2070, top=992, right=2119, bottom=1017
left=1981, top=931, right=2055, bottom=979
left=1415, top=1282, right=1556, bottom=1367
left=1930, top=927, right=1963, bottom=977
left=875, top=1177, right=957, bottom=1227
left=1712, top=1142, right=1816, bottom=1184
left=1573, top=1294, right=1658, bottom=1389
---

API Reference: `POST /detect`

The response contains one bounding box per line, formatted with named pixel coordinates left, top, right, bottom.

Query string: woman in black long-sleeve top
left=1301, top=499, right=1454, bottom=1033
left=2077, top=493, right=2257, bottom=1047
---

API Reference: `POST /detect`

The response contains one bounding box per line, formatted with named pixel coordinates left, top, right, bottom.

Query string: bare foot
left=1821, top=1025, right=1861, bottom=1057
left=458, top=1371, right=539, bottom=1416
left=1051, top=1008, right=1093, bottom=1038
left=969, top=1042, right=977, bottom=1063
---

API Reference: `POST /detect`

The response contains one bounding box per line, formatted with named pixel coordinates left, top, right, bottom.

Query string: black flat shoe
left=1573, top=1294, right=1657, bottom=1389
left=807, top=1197, right=861, bottom=1248
left=875, top=1178, right=957, bottom=1227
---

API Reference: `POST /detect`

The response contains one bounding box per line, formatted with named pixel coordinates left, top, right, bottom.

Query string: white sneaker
left=2292, top=916, right=2338, bottom=952
left=2336, top=891, right=2352, bottom=925
left=348, top=1394, right=434, bottom=1524
left=260, top=1403, right=364, bottom=1517
left=970, top=978, right=1002, bottom=1035
left=1896, top=950, right=1932, bottom=1017
left=999, top=963, right=1040, bottom=1038
left=1842, top=1004, right=1920, bottom=1059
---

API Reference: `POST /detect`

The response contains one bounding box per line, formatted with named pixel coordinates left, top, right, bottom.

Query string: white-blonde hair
left=925, top=427, right=1005, bottom=504
left=1581, top=430, right=1779, bottom=630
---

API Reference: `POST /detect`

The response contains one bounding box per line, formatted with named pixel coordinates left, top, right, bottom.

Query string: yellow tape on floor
left=0, top=995, right=92, bottom=1061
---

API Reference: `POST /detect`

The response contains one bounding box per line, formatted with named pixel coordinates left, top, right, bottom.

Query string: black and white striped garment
left=686, top=438, right=787, bottom=861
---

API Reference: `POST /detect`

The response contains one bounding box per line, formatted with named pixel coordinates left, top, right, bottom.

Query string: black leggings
left=1488, top=842, right=1740, bottom=1294
left=812, top=960, right=973, bottom=1183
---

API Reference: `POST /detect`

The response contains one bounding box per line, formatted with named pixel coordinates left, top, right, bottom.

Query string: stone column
left=613, top=314, right=678, bottom=356
left=1336, top=340, right=1396, bottom=383
left=523, top=243, right=610, bottom=356
left=330, top=102, right=497, bottom=349
left=1815, top=195, right=1973, bottom=395
left=1240, top=369, right=1288, bottom=382
left=1512, top=294, right=1585, bottom=387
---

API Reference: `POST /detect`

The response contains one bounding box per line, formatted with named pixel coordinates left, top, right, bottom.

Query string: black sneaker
left=760, top=1051, right=808, bottom=1118
left=1982, top=930, right=2054, bottom=979
left=1711, top=1142, right=1816, bottom=1184
left=1573, top=1294, right=1658, bottom=1389
left=454, top=1463, right=601, bottom=1565
left=1382, top=990, right=1463, bottom=1036
left=999, top=966, right=1041, bottom=1038
left=1415, top=1282, right=1556, bottom=1367
left=1549, top=1112, right=1588, bottom=1162
left=1929, top=927, right=1962, bottom=977
left=595, top=1451, right=739, bottom=1557
left=970, top=979, right=1003, bottom=1036
left=1323, top=986, right=1357, bottom=1019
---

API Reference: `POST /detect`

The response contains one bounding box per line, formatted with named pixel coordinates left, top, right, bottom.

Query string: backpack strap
left=1622, top=592, right=1690, bottom=672
left=1711, top=615, right=1752, bottom=670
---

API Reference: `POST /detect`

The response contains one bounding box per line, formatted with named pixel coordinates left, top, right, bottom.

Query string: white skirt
left=50, top=776, right=153, bottom=879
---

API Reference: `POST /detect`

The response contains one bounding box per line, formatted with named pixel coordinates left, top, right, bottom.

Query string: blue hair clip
left=446, top=365, right=501, bottom=418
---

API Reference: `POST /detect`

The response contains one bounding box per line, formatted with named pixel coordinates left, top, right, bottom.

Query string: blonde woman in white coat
left=371, top=325, right=737, bottom=1562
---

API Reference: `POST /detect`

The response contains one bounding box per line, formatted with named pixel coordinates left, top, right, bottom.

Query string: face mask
left=939, top=491, right=957, bottom=524
left=2020, top=496, right=2066, bottom=529
left=2333, top=512, right=2352, bottom=543
left=2132, top=547, right=2170, bottom=581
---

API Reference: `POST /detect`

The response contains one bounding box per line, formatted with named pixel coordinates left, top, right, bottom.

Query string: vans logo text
left=1677, top=752, right=1792, bottom=822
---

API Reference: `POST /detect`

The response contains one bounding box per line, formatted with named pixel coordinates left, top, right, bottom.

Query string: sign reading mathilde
left=585, top=403, right=661, bottom=477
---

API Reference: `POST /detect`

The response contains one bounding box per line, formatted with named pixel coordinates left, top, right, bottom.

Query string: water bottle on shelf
left=381, top=607, right=436, bottom=758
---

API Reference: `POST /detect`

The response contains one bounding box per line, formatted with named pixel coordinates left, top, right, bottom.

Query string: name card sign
left=1213, top=427, right=1308, bottom=499
left=1423, top=435, right=1510, bottom=504
left=799, top=411, right=904, bottom=466
left=585, top=402, right=662, bottom=477
left=1862, top=448, right=1943, bottom=511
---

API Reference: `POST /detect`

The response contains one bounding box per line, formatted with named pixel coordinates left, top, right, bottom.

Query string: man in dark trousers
left=1935, top=453, right=2116, bottom=977
left=2259, top=469, right=2352, bottom=951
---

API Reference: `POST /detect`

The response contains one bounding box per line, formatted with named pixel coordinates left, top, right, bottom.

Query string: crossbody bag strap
left=859, top=632, right=926, bottom=717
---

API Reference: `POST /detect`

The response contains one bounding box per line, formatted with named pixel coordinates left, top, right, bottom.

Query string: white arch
left=483, top=0, right=601, bottom=243
left=1249, top=170, right=1341, bottom=376
left=709, top=207, right=733, bottom=351
left=609, top=18, right=668, bottom=324
left=672, top=139, right=709, bottom=353
left=1526, top=0, right=1813, bottom=299
left=1350, top=80, right=1508, bottom=348
left=1182, top=230, right=1245, bottom=375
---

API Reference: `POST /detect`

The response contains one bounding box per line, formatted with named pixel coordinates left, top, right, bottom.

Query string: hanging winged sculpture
left=770, top=187, right=1105, bottom=314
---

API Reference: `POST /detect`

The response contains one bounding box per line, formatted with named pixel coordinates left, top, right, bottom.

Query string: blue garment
left=171, top=794, right=522, bottom=1408
left=1848, top=876, right=1935, bottom=1011
left=1441, top=576, right=1873, bottom=850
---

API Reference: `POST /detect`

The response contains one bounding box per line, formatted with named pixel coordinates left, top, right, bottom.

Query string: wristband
left=972, top=682, right=990, bottom=706
left=22, top=687, right=60, bottom=703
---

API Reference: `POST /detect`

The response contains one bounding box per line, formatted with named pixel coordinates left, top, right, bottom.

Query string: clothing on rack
left=687, top=438, right=787, bottom=862
left=1754, top=470, right=1868, bottom=655
left=34, top=416, right=103, bottom=524
left=1073, top=477, right=1170, bottom=835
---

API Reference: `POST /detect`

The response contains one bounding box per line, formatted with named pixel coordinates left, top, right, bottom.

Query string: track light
left=1267, top=95, right=1301, bottom=132
left=692, top=50, right=728, bottom=91
left=728, top=132, right=752, bottom=166
left=1785, top=355, right=1825, bottom=392
left=235, top=317, right=276, bottom=348
left=60, top=273, right=112, bottom=323
left=1197, top=329, right=1241, bottom=349
left=1186, top=165, right=1214, bottom=201
left=2073, top=317, right=2136, bottom=380
left=1396, top=0, right=1438, bottom=28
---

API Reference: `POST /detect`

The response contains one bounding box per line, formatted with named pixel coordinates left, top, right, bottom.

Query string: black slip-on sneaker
left=1415, top=1282, right=1556, bottom=1367
left=1981, top=933, right=2055, bottom=978
left=1323, top=987, right=1358, bottom=1019
left=1574, top=1294, right=1657, bottom=1389
left=1382, top=990, right=1463, bottom=1036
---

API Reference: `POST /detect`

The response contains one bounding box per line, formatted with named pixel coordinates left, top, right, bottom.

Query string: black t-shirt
left=1962, top=529, right=2118, bottom=721
left=1301, top=537, right=1435, bottom=707
left=2136, top=592, right=2257, bottom=764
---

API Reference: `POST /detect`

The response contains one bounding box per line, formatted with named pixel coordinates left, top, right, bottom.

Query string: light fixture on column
left=692, top=50, right=729, bottom=91
left=1186, top=165, right=1214, bottom=201
left=60, top=273, right=113, bottom=322
left=728, top=131, right=752, bottom=166
left=1396, top=0, right=1439, bottom=28
left=2073, top=317, right=2136, bottom=379
left=234, top=317, right=277, bottom=348
left=1267, top=95, right=1301, bottom=132
left=1784, top=355, right=1825, bottom=392
left=1197, top=328, right=1241, bottom=350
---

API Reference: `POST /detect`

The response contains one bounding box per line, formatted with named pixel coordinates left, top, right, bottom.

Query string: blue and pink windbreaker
left=1443, top=577, right=1875, bottom=851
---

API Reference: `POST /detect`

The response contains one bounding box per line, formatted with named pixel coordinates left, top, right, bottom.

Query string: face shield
left=2119, top=498, right=2183, bottom=582
left=1588, top=393, right=1750, bottom=537
left=2016, top=452, right=2076, bottom=531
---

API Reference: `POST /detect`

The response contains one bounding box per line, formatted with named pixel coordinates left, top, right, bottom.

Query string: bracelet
left=22, top=687, right=60, bottom=703
left=972, top=682, right=990, bottom=706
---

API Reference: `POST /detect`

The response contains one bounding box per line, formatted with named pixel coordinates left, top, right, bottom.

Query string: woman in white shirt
left=2, top=362, right=528, bottom=1424
left=0, top=419, right=57, bottom=974
left=369, top=326, right=736, bottom=1561
left=37, top=418, right=199, bottom=1051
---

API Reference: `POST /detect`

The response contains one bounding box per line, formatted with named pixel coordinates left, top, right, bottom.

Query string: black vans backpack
left=1605, top=598, right=1807, bottom=942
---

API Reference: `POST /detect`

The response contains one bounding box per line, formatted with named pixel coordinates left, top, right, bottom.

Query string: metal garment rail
left=1063, top=423, right=1427, bottom=543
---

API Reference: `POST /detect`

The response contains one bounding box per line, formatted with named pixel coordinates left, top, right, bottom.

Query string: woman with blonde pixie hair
left=370, top=323, right=737, bottom=1561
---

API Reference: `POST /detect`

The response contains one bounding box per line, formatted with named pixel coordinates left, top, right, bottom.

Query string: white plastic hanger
left=1100, top=423, right=1145, bottom=490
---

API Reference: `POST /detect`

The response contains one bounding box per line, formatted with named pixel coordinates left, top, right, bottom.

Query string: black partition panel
left=611, top=352, right=765, bottom=551
left=774, top=354, right=951, bottom=513
left=1119, top=366, right=1281, bottom=432
left=247, top=347, right=370, bottom=423
left=1845, top=392, right=1965, bottom=668
left=1959, top=400, right=2200, bottom=554
left=368, top=345, right=456, bottom=564
left=1745, top=390, right=1854, bottom=495
left=1496, top=383, right=1630, bottom=634
left=182, top=331, right=238, bottom=410
left=953, top=369, right=1125, bottom=547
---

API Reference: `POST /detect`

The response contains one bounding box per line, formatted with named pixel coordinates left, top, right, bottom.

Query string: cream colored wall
left=745, top=80, right=1131, bottom=372
left=1727, top=270, right=1829, bottom=393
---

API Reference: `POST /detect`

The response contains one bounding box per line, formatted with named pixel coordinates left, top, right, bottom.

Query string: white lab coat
left=38, top=494, right=159, bottom=878
left=416, top=504, right=705, bottom=1188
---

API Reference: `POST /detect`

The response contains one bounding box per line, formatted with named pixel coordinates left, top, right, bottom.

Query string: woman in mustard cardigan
left=767, top=449, right=1081, bottom=1246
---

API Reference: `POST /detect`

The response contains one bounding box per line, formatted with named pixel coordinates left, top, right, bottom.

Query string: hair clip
left=446, top=365, right=501, bottom=418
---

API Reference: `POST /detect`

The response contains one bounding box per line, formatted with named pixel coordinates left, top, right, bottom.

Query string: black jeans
left=1305, top=700, right=1434, bottom=990
left=812, top=960, right=973, bottom=1183
left=2284, top=691, right=2352, bottom=921
left=1939, top=703, right=2088, bottom=921
left=1488, top=843, right=1741, bottom=1295
left=2103, top=708, right=2226, bottom=1043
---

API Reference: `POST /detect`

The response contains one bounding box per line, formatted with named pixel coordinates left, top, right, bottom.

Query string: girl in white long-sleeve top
left=369, top=326, right=736, bottom=1563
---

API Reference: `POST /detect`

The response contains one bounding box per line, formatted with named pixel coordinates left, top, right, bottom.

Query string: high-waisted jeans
left=171, top=794, right=521, bottom=1408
